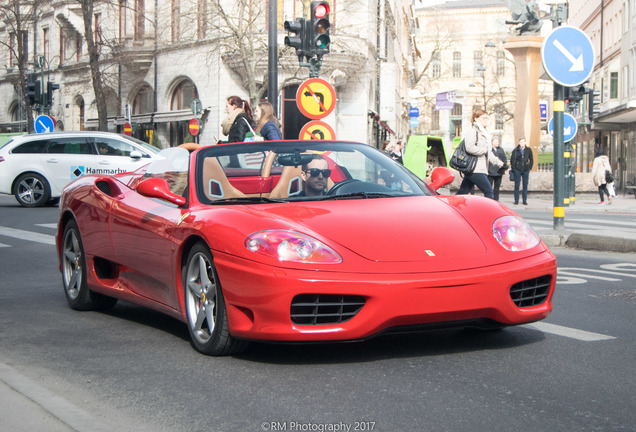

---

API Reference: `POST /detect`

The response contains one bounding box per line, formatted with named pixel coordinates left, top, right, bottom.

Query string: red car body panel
left=57, top=144, right=557, bottom=344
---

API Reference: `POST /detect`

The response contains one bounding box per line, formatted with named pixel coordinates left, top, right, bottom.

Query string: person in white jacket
left=455, top=109, right=503, bottom=199
left=591, top=148, right=613, bottom=205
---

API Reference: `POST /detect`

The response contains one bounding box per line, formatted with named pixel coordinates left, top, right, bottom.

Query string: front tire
left=14, top=173, right=51, bottom=207
left=183, top=243, right=248, bottom=356
left=61, top=220, right=117, bottom=311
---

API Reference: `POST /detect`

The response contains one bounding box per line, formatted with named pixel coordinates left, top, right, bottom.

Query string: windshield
left=141, top=146, right=190, bottom=196
left=195, top=141, right=432, bottom=204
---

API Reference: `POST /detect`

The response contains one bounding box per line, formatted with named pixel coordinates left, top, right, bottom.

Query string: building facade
left=0, top=0, right=417, bottom=149
left=413, top=0, right=538, bottom=153
left=569, top=0, right=636, bottom=190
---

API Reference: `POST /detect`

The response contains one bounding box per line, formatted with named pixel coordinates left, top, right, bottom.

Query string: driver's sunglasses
left=304, top=168, right=331, bottom=178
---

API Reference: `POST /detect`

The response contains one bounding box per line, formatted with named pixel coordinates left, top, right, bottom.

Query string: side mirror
left=130, top=150, right=143, bottom=159
left=428, top=167, right=455, bottom=191
left=137, top=177, right=186, bottom=206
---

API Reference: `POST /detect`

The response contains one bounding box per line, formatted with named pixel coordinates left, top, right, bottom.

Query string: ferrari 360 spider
left=57, top=140, right=556, bottom=355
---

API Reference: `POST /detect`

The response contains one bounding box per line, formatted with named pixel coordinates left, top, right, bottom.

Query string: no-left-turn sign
left=296, top=78, right=336, bottom=120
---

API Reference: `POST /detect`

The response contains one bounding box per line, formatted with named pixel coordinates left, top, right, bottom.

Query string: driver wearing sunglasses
left=299, top=155, right=331, bottom=197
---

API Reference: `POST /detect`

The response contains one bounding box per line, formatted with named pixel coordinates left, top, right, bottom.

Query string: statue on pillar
left=506, top=0, right=544, bottom=35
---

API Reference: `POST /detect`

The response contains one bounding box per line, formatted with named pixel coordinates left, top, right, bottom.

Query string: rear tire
left=14, top=173, right=51, bottom=207
left=61, top=220, right=117, bottom=311
left=183, top=243, right=248, bottom=356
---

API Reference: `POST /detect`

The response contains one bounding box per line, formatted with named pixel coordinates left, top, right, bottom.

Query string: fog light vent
left=290, top=294, right=365, bottom=325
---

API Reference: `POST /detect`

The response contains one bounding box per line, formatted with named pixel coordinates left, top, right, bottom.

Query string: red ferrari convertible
left=57, top=140, right=556, bottom=355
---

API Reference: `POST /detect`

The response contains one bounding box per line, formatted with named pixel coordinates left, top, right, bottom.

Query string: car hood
left=249, top=196, right=502, bottom=265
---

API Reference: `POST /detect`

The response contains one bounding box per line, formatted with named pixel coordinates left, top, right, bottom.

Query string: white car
left=0, top=131, right=160, bottom=207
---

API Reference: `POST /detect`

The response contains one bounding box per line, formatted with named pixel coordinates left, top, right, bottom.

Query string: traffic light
left=309, top=1, right=331, bottom=57
left=588, top=89, right=601, bottom=120
left=46, top=81, right=60, bottom=109
left=565, top=85, right=585, bottom=112
left=26, top=73, right=41, bottom=106
left=284, top=18, right=308, bottom=60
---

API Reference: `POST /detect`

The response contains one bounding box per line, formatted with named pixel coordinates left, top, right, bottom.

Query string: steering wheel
left=327, top=180, right=362, bottom=195
left=327, top=180, right=395, bottom=195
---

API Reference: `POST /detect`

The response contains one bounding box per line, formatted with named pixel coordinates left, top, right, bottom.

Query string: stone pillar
left=503, top=36, right=544, bottom=172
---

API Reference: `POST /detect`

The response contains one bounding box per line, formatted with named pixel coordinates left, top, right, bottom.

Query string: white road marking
left=0, top=226, right=56, bottom=245
left=560, top=268, right=636, bottom=279
left=558, top=271, right=621, bottom=282
left=525, top=322, right=616, bottom=341
left=36, top=223, right=58, bottom=229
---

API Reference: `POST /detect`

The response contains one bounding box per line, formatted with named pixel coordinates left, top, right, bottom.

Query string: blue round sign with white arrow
left=34, top=115, right=55, bottom=134
left=548, top=113, right=578, bottom=142
left=541, top=26, right=595, bottom=87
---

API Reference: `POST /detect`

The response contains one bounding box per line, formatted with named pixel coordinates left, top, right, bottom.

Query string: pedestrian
left=254, top=101, right=282, bottom=141
left=487, top=136, right=508, bottom=201
left=219, top=95, right=254, bottom=143
left=591, top=148, right=613, bottom=205
left=391, top=141, right=404, bottom=164
left=456, top=109, right=503, bottom=199
left=382, top=140, right=392, bottom=155
left=510, top=137, right=534, bottom=205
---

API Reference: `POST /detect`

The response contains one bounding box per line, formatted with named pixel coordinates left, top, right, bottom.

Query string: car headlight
left=492, top=216, right=541, bottom=251
left=245, top=230, right=342, bottom=264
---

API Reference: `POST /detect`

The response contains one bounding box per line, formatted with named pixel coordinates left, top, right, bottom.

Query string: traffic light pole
left=553, top=84, right=565, bottom=230
left=268, top=0, right=278, bottom=114
left=39, top=56, right=46, bottom=111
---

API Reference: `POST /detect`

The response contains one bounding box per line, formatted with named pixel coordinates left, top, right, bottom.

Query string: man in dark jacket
left=487, top=136, right=508, bottom=201
left=510, top=137, right=534, bottom=205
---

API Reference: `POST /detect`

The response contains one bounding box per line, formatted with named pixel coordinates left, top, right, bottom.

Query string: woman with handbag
left=254, top=102, right=282, bottom=141
left=455, top=109, right=503, bottom=199
left=218, top=95, right=255, bottom=143
left=591, top=148, right=612, bottom=205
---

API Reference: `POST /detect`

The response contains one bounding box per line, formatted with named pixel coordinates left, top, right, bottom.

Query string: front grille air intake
left=510, top=275, right=552, bottom=307
left=291, top=294, right=365, bottom=325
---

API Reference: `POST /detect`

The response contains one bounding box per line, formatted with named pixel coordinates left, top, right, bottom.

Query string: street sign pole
left=566, top=139, right=576, bottom=206
left=553, top=84, right=565, bottom=230
left=542, top=25, right=594, bottom=231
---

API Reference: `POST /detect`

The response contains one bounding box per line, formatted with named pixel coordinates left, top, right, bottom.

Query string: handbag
left=242, top=117, right=264, bottom=142
left=449, top=132, right=478, bottom=175
left=605, top=170, right=614, bottom=183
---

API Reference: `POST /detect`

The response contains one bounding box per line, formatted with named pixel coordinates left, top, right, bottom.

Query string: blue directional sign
left=548, top=113, right=578, bottom=142
left=409, top=107, right=419, bottom=118
left=541, top=26, right=595, bottom=86
left=409, top=117, right=419, bottom=128
left=34, top=115, right=55, bottom=133
left=540, top=103, right=547, bottom=122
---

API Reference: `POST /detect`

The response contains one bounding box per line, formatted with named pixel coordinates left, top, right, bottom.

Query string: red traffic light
left=313, top=2, right=330, bottom=18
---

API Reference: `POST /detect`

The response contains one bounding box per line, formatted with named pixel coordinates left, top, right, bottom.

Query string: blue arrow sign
left=34, top=115, right=54, bottom=134
left=548, top=113, right=578, bottom=142
left=541, top=26, right=595, bottom=86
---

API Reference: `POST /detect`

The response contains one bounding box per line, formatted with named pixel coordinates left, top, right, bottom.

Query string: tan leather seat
left=269, top=165, right=304, bottom=198
left=202, top=157, right=246, bottom=200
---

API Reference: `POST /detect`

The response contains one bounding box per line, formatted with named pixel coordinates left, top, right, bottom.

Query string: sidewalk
left=497, top=191, right=636, bottom=253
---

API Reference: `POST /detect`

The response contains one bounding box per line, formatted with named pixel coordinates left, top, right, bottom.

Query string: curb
left=565, top=233, right=636, bottom=254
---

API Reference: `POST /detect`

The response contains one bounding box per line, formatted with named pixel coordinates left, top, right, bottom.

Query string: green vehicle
left=403, top=135, right=455, bottom=179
